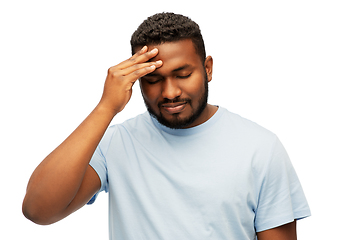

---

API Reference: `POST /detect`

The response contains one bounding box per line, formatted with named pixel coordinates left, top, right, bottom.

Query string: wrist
left=93, top=102, right=118, bottom=120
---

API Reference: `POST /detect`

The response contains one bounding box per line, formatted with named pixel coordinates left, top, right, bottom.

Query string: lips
left=161, top=102, right=187, bottom=114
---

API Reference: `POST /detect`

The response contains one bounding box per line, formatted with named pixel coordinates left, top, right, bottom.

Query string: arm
left=22, top=46, right=162, bottom=225
left=257, top=220, right=297, bottom=240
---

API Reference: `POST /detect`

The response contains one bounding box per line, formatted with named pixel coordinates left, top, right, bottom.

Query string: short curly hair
left=130, top=12, right=206, bottom=63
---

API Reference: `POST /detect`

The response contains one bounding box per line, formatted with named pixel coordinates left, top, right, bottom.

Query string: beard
left=144, top=74, right=209, bottom=129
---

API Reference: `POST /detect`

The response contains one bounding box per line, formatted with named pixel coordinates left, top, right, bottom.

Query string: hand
left=98, top=46, right=162, bottom=116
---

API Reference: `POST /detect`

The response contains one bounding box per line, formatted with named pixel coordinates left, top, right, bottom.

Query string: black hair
left=130, top=12, right=206, bottom=63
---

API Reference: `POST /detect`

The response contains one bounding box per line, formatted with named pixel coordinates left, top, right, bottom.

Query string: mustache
left=158, top=98, right=191, bottom=106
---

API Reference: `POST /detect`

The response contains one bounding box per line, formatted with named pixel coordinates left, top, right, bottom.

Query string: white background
left=1, top=0, right=359, bottom=239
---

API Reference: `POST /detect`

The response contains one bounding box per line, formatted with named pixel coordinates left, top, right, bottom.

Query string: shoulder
left=218, top=108, right=284, bottom=172
left=105, top=112, right=152, bottom=135
left=97, top=112, right=153, bottom=151
left=120, top=111, right=154, bottom=132
left=102, top=111, right=157, bottom=142
left=219, top=107, right=277, bottom=144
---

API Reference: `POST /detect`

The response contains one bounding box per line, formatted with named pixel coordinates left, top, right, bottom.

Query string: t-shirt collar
left=150, top=106, right=224, bottom=136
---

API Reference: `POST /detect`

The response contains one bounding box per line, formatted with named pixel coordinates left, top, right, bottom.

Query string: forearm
left=23, top=105, right=114, bottom=223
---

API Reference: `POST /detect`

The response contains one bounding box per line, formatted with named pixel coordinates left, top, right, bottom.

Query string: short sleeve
left=86, top=129, right=113, bottom=204
left=254, top=137, right=311, bottom=232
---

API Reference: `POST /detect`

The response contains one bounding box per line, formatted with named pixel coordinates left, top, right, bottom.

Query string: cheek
left=182, top=74, right=206, bottom=96
left=140, top=82, right=160, bottom=103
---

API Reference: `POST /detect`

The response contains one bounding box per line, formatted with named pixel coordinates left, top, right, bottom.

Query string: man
left=23, top=12, right=310, bottom=239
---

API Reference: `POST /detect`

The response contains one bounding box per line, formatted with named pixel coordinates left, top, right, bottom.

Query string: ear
left=204, top=56, right=213, bottom=82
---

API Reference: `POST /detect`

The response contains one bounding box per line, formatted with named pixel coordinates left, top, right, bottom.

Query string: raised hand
left=98, top=46, right=163, bottom=115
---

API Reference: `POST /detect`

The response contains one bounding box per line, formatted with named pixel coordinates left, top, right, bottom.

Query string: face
left=139, top=39, right=213, bottom=129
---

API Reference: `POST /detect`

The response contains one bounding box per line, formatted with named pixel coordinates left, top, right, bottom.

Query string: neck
left=183, top=104, right=218, bottom=129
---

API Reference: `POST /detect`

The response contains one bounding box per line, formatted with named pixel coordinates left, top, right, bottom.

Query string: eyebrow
left=172, top=64, right=191, bottom=72
left=146, top=64, right=192, bottom=77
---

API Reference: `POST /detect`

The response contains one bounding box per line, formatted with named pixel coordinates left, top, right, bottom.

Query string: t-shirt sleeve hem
left=256, top=215, right=295, bottom=233
left=255, top=209, right=311, bottom=233
left=87, top=192, right=99, bottom=205
left=89, top=160, right=107, bottom=193
left=86, top=162, right=107, bottom=205
left=294, top=208, right=311, bottom=220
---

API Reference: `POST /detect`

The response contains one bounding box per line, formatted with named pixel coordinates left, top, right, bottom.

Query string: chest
left=106, top=133, right=260, bottom=219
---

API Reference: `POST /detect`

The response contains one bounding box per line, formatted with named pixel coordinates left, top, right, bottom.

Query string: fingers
left=127, top=60, right=162, bottom=77
left=126, top=60, right=163, bottom=83
left=107, top=46, right=162, bottom=83
left=117, top=46, right=159, bottom=70
left=99, top=46, right=162, bottom=115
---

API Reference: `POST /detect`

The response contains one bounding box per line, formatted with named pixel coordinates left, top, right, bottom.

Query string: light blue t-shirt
left=89, top=107, right=310, bottom=240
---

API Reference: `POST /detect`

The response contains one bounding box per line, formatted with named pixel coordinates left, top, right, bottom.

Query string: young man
left=23, top=12, right=310, bottom=239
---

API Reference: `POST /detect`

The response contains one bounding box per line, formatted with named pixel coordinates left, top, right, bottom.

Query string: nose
left=161, top=78, right=181, bottom=100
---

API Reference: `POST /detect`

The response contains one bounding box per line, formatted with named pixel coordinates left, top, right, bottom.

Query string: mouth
left=161, top=102, right=187, bottom=114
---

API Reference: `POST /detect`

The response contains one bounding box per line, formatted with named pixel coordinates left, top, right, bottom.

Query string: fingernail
left=156, top=60, right=162, bottom=65
left=147, top=65, right=156, bottom=70
left=150, top=48, right=158, bottom=54
left=141, top=46, right=147, bottom=53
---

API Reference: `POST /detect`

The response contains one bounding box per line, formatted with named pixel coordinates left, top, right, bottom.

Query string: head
left=131, top=12, right=206, bottom=63
left=131, top=13, right=213, bottom=129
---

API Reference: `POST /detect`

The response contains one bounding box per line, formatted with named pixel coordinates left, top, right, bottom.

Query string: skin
left=22, top=40, right=297, bottom=239
left=257, top=221, right=297, bottom=240
left=138, top=39, right=217, bottom=129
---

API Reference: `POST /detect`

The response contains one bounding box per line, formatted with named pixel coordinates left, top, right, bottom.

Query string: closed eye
left=176, top=73, right=192, bottom=79
left=145, top=79, right=161, bottom=84
left=141, top=76, right=162, bottom=84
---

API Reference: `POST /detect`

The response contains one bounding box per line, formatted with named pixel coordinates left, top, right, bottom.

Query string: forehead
left=147, top=39, right=203, bottom=69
